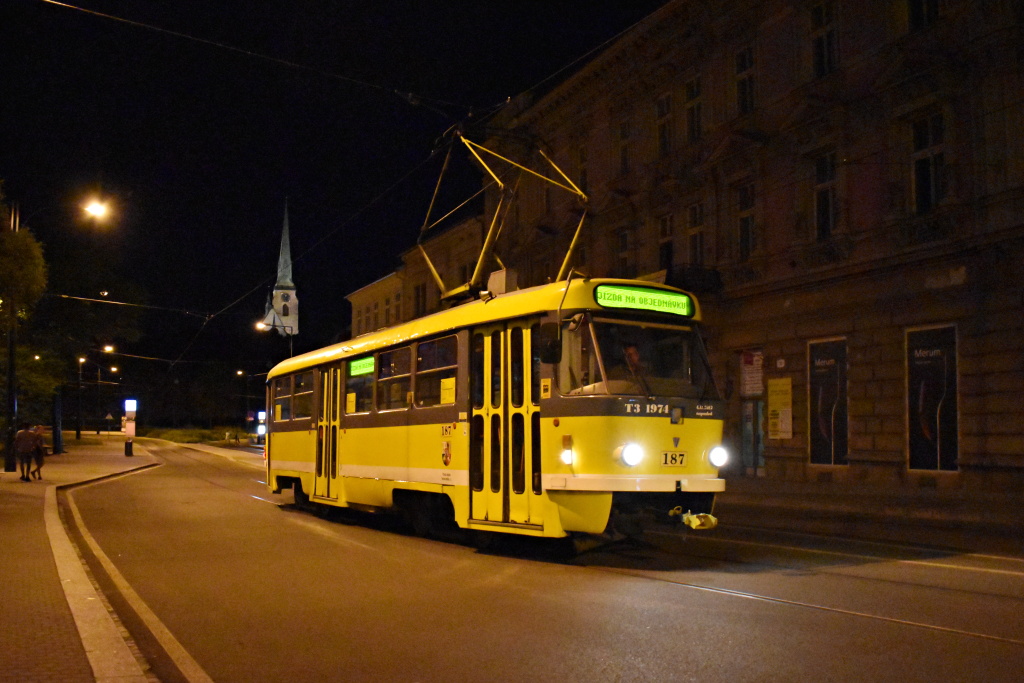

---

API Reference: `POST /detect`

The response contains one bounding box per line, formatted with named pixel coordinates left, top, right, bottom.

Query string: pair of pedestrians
left=13, top=423, right=46, bottom=481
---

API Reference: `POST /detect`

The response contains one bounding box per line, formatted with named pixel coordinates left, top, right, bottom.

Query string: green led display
left=594, top=284, right=694, bottom=317
left=349, top=356, right=375, bottom=376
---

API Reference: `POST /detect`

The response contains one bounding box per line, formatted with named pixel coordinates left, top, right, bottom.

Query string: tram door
left=314, top=364, right=341, bottom=500
left=469, top=323, right=541, bottom=527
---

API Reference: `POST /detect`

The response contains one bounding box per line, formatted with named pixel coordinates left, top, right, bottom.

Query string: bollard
left=125, top=439, right=133, bottom=457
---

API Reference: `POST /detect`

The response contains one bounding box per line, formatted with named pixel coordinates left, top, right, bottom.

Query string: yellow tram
left=264, top=276, right=728, bottom=539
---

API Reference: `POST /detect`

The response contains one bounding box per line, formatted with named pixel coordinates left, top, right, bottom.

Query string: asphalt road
left=65, top=443, right=1024, bottom=682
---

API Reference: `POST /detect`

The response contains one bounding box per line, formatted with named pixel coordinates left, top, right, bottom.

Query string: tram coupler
left=668, top=506, right=718, bottom=530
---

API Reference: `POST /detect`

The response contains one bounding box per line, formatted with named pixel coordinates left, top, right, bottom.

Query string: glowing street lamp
left=255, top=321, right=294, bottom=356
left=83, top=200, right=109, bottom=220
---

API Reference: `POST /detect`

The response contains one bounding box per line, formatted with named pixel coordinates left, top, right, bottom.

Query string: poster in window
left=809, top=340, right=848, bottom=465
left=907, top=327, right=958, bottom=471
left=740, top=349, right=764, bottom=397
left=767, top=377, right=792, bottom=440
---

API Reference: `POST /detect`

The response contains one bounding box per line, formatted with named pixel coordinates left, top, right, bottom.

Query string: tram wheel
left=293, top=480, right=310, bottom=509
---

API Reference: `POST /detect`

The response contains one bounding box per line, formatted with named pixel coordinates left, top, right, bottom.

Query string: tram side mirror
left=536, top=323, right=562, bottom=364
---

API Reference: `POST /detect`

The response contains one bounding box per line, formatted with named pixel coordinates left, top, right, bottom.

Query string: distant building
left=346, top=216, right=485, bottom=335
left=479, top=0, right=1024, bottom=489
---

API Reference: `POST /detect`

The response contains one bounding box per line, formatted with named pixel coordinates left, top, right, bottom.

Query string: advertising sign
left=907, top=327, right=958, bottom=471
left=767, top=377, right=792, bottom=440
left=809, top=340, right=848, bottom=465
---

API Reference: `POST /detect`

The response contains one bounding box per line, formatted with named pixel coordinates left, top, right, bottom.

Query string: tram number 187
left=661, top=452, right=687, bottom=466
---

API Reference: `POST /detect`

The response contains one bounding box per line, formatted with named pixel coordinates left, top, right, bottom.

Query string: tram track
left=573, top=528, right=1024, bottom=648
left=591, top=563, right=1024, bottom=647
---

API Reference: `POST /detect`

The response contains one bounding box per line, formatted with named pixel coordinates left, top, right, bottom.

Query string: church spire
left=276, top=200, right=294, bottom=288
left=261, top=202, right=298, bottom=338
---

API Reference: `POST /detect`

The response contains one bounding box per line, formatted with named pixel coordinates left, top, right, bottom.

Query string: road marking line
left=44, top=485, right=149, bottom=683
left=66, top=487, right=215, bottom=683
left=599, top=565, right=1024, bottom=646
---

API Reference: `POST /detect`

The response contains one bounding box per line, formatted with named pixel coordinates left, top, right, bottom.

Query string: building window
left=737, top=183, right=756, bottom=262
left=618, top=120, right=631, bottom=176
left=393, top=292, right=401, bottom=322
left=615, top=228, right=635, bottom=277
left=372, top=301, right=379, bottom=330
left=575, top=243, right=588, bottom=270
left=909, top=0, right=940, bottom=31
left=814, top=150, right=838, bottom=240
left=687, top=202, right=705, bottom=266
left=912, top=112, right=945, bottom=215
left=658, top=214, right=674, bottom=272
left=413, top=283, right=427, bottom=318
left=685, top=78, right=702, bottom=143
left=576, top=143, right=588, bottom=192
left=736, top=47, right=755, bottom=116
left=812, top=2, right=839, bottom=78
left=655, top=94, right=673, bottom=157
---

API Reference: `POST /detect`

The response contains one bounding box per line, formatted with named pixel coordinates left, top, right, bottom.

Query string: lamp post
left=76, top=355, right=118, bottom=437
left=255, top=321, right=295, bottom=356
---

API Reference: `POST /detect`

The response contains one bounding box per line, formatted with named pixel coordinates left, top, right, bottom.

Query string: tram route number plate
left=661, top=452, right=687, bottom=466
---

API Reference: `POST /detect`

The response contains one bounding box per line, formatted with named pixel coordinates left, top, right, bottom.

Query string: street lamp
left=83, top=200, right=108, bottom=219
left=255, top=321, right=295, bottom=356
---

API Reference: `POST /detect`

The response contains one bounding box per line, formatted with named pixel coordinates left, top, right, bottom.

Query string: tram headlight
left=709, top=445, right=729, bottom=468
left=560, top=449, right=574, bottom=465
left=617, top=442, right=644, bottom=467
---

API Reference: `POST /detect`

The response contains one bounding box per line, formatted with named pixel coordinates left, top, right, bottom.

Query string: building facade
left=346, top=216, right=485, bottom=336
left=480, top=0, right=1024, bottom=490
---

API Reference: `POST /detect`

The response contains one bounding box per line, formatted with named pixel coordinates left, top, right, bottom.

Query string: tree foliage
left=0, top=227, right=48, bottom=329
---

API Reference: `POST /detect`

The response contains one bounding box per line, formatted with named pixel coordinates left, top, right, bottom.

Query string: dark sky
left=1, top=0, right=667, bottom=363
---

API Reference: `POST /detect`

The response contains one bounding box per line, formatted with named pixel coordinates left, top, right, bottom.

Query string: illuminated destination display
left=594, top=284, right=694, bottom=317
left=349, top=356, right=375, bottom=376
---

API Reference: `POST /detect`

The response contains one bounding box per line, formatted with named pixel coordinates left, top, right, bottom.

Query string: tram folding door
left=469, top=323, right=542, bottom=529
left=314, top=364, right=342, bottom=501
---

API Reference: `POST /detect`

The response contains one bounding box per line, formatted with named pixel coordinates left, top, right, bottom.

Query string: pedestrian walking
left=13, top=422, right=38, bottom=482
left=29, top=424, right=47, bottom=480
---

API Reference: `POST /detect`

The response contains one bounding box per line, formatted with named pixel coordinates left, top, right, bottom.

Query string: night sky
left=1, top=0, right=667, bottom=363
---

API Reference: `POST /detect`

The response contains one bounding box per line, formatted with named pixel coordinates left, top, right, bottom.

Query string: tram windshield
left=558, top=314, right=719, bottom=399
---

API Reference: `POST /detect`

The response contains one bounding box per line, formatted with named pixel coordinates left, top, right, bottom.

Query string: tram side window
left=471, top=333, right=484, bottom=409
left=345, top=356, right=375, bottom=414
left=292, top=372, right=314, bottom=419
left=416, top=335, right=458, bottom=407
left=530, top=323, right=541, bottom=406
left=273, top=377, right=291, bottom=421
left=378, top=347, right=412, bottom=411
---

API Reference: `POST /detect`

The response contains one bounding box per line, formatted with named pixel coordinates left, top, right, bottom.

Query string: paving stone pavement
left=0, top=434, right=157, bottom=683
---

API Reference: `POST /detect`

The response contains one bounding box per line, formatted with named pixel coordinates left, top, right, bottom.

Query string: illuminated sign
left=594, top=285, right=694, bottom=317
left=349, top=356, right=375, bottom=376
left=124, top=399, right=138, bottom=412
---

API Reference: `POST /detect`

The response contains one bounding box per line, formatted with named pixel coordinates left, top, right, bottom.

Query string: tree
left=0, top=227, right=48, bottom=324
left=1, top=206, right=49, bottom=451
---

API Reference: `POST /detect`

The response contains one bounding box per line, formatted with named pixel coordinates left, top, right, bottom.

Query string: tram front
left=541, top=282, right=728, bottom=537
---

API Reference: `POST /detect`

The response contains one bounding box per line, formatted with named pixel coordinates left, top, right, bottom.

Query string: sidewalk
left=0, top=433, right=157, bottom=683
left=715, top=475, right=1024, bottom=557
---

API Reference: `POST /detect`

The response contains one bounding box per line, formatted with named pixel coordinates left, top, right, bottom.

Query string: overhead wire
left=31, top=0, right=676, bottom=364
left=35, top=0, right=468, bottom=118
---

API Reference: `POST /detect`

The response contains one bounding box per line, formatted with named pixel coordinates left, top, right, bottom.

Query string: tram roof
left=267, top=278, right=702, bottom=379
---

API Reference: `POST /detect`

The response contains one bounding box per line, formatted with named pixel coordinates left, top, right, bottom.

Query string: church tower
left=261, top=203, right=299, bottom=337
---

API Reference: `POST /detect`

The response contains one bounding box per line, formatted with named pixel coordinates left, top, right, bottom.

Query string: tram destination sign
left=349, top=356, right=375, bottom=376
left=594, top=284, right=694, bottom=317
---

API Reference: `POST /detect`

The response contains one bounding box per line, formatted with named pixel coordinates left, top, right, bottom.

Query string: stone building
left=346, top=216, right=485, bottom=336
left=478, top=0, right=1024, bottom=491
